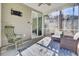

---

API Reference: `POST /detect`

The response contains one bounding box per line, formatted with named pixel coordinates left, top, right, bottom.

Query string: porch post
left=59, top=11, right=63, bottom=31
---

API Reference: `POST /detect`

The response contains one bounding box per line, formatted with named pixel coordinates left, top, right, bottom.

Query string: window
left=73, top=6, right=78, bottom=33
left=48, top=11, right=59, bottom=33
left=62, top=5, right=79, bottom=35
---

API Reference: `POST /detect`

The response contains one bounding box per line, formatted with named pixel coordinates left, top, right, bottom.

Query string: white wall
left=1, top=3, right=32, bottom=46
left=0, top=3, right=1, bottom=47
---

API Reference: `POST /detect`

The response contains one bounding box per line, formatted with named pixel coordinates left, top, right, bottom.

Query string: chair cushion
left=73, top=32, right=79, bottom=40
left=52, top=31, right=63, bottom=38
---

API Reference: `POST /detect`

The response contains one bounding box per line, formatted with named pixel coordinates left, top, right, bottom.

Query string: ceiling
left=24, top=3, right=74, bottom=15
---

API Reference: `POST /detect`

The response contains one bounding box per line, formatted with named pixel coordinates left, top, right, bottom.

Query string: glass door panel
left=38, top=16, right=42, bottom=36
left=32, top=11, right=38, bottom=38
left=32, top=18, right=37, bottom=36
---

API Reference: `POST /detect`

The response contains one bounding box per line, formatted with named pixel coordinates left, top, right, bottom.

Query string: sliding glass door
left=32, top=11, right=43, bottom=38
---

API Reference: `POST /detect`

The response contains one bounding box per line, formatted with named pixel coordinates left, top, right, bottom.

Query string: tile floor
left=1, top=36, right=78, bottom=56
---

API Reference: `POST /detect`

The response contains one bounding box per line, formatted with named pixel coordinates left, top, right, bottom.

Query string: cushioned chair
left=4, top=26, right=23, bottom=50
left=60, top=35, right=79, bottom=55
left=52, top=30, right=63, bottom=38
left=51, top=30, right=63, bottom=42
